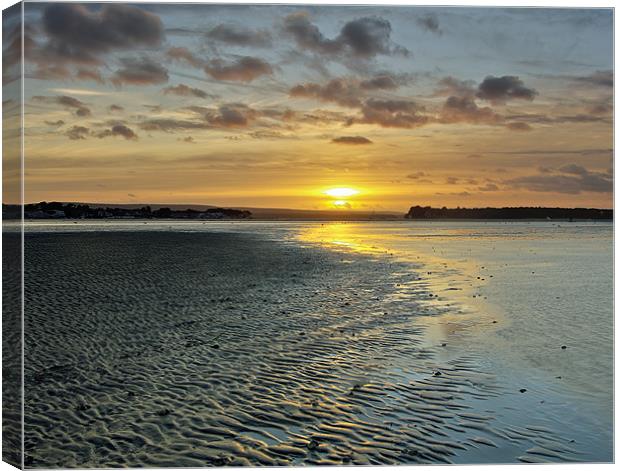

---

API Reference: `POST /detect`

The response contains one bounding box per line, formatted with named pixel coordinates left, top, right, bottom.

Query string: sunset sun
left=324, top=188, right=359, bottom=198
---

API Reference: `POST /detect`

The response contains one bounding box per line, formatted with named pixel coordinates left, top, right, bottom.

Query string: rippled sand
left=24, top=231, right=582, bottom=467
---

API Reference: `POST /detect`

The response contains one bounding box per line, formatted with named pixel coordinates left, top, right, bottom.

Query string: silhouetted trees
left=17, top=202, right=252, bottom=220
left=405, top=205, right=612, bottom=220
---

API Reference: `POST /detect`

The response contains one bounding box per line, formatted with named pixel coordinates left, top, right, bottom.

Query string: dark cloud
left=416, top=14, right=442, bottom=34
left=505, top=122, right=532, bottom=131
left=163, top=84, right=213, bottom=99
left=406, top=171, right=427, bottom=179
left=139, top=119, right=209, bottom=132
left=505, top=165, right=612, bottom=194
left=588, top=102, right=613, bottom=115
left=76, top=68, right=105, bottom=84
left=44, top=120, right=65, bottom=127
left=206, top=103, right=259, bottom=128
left=558, top=164, right=588, bottom=175
left=331, top=136, right=373, bottom=145
left=40, top=4, right=164, bottom=65
left=434, top=76, right=476, bottom=97
left=357, top=99, right=428, bottom=128
left=30, top=65, right=72, bottom=81
left=111, top=57, right=169, bottom=86
left=445, top=177, right=459, bottom=184
left=439, top=96, right=502, bottom=125
left=478, top=183, right=499, bottom=191
left=178, top=136, right=196, bottom=144
left=575, top=70, right=613, bottom=88
left=289, top=78, right=362, bottom=108
left=65, top=125, right=90, bottom=140
left=204, top=56, right=273, bottom=82
left=109, top=104, right=124, bottom=112
left=138, top=103, right=260, bottom=131
left=340, top=17, right=406, bottom=57
left=476, top=75, right=537, bottom=104
left=33, top=95, right=91, bottom=117
left=205, top=24, right=272, bottom=47
left=95, top=124, right=138, bottom=140
left=166, top=47, right=204, bottom=68
left=359, top=73, right=399, bottom=90
left=283, top=12, right=407, bottom=59
left=283, top=12, right=344, bottom=55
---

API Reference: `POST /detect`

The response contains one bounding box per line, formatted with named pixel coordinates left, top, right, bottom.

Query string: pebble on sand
left=519, top=389, right=527, bottom=393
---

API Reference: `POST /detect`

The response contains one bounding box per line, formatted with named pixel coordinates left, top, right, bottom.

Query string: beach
left=22, top=221, right=613, bottom=466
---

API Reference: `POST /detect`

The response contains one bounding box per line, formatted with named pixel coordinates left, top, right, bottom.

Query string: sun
left=324, top=187, right=359, bottom=198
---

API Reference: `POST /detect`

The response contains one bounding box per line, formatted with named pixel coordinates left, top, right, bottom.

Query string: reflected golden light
left=333, top=200, right=347, bottom=207
left=324, top=187, right=359, bottom=198
left=299, top=222, right=382, bottom=255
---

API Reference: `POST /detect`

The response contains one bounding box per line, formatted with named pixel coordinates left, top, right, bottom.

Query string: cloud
left=476, top=75, right=537, bottom=104
left=439, top=95, right=502, bottom=125
left=575, top=70, right=613, bottom=88
left=178, top=136, right=196, bottom=144
left=138, top=103, right=260, bottom=131
left=331, top=136, right=373, bottom=145
left=505, top=121, right=532, bottom=131
left=406, top=171, right=427, bottom=179
left=95, top=124, right=138, bottom=140
left=109, top=104, right=124, bottom=112
left=283, top=12, right=407, bottom=59
left=138, top=119, right=209, bottom=132
left=40, top=4, right=164, bottom=66
left=163, top=84, right=213, bottom=99
left=356, top=99, right=428, bottom=128
left=416, top=14, right=442, bottom=34
left=206, top=103, right=258, bottom=127
left=65, top=125, right=90, bottom=140
left=434, top=76, right=476, bottom=97
left=505, top=165, right=612, bottom=194
left=204, top=56, right=273, bottom=82
left=340, top=17, right=406, bottom=57
left=478, top=183, right=499, bottom=191
left=111, top=57, right=169, bottom=86
left=166, top=47, right=204, bottom=68
left=44, top=120, right=65, bottom=127
left=205, top=24, right=272, bottom=47
left=445, top=177, right=459, bottom=184
left=289, top=78, right=362, bottom=108
left=33, top=95, right=91, bottom=117
left=75, top=68, right=105, bottom=84
left=359, top=73, right=400, bottom=90
left=283, top=12, right=344, bottom=55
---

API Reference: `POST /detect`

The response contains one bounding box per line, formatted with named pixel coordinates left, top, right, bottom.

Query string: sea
left=20, top=219, right=614, bottom=462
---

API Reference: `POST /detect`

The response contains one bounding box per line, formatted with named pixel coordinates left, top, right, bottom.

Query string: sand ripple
left=23, top=231, right=579, bottom=467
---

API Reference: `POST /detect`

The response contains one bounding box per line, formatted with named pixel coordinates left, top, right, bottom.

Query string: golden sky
left=3, top=3, right=613, bottom=211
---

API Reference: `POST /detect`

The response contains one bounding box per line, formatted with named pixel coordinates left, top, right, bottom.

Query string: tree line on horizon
left=405, top=205, right=613, bottom=220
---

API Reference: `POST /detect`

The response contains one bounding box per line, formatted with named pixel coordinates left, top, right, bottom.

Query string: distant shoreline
left=2, top=202, right=614, bottom=221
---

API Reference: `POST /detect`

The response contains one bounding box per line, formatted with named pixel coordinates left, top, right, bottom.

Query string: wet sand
left=24, top=230, right=584, bottom=467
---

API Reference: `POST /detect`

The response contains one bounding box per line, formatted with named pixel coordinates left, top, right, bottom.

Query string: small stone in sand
left=519, top=388, right=527, bottom=393
left=441, top=343, right=447, bottom=347
left=307, top=439, right=320, bottom=451
left=561, top=345, right=567, bottom=349
left=433, top=371, right=442, bottom=377
left=157, top=408, right=172, bottom=416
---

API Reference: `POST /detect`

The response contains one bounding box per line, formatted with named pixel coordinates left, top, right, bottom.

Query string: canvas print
left=1, top=1, right=614, bottom=468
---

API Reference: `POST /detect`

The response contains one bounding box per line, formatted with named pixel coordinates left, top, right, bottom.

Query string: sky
left=2, top=2, right=614, bottom=211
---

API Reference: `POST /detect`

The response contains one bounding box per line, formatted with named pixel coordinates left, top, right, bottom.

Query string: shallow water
left=22, top=220, right=613, bottom=465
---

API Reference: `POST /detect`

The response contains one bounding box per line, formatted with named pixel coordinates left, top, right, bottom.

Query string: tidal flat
left=21, top=221, right=613, bottom=467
